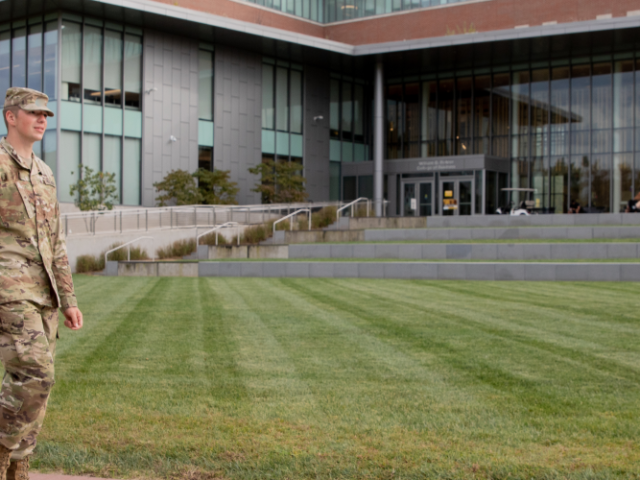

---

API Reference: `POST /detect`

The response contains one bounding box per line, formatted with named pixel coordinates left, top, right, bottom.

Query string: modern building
left=1, top=0, right=640, bottom=216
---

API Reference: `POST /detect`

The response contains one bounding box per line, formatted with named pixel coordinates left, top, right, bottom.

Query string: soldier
left=0, top=87, right=83, bottom=480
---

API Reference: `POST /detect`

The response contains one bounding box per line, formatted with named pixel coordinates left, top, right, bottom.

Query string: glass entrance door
left=403, top=181, right=433, bottom=216
left=440, top=178, right=474, bottom=216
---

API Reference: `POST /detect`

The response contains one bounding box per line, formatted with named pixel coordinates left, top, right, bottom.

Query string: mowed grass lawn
left=35, top=277, right=640, bottom=480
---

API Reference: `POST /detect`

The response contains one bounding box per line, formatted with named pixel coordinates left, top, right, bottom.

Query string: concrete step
left=106, top=260, right=640, bottom=282
left=364, top=225, right=640, bottom=242
left=427, top=213, right=640, bottom=228
left=289, top=242, right=640, bottom=261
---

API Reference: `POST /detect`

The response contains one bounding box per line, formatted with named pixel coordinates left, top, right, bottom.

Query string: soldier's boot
left=6, top=457, right=28, bottom=480
left=0, top=445, right=12, bottom=480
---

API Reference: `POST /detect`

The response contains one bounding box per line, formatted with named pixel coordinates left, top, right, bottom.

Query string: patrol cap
left=3, top=87, right=54, bottom=117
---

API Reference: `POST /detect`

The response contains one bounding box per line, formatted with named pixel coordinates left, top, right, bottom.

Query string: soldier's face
left=7, top=109, right=48, bottom=143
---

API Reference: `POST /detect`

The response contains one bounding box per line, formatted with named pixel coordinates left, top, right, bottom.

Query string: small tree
left=69, top=165, right=118, bottom=211
left=153, top=169, right=202, bottom=206
left=249, top=159, right=307, bottom=204
left=194, top=168, right=239, bottom=205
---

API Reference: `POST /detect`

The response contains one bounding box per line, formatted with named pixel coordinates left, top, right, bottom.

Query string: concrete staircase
left=108, top=213, right=640, bottom=281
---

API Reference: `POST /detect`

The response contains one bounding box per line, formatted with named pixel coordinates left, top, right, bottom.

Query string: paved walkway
left=33, top=473, right=116, bottom=480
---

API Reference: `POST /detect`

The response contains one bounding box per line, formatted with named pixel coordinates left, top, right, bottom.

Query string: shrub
left=75, top=243, right=149, bottom=274
left=76, top=255, right=102, bottom=273
left=199, top=231, right=229, bottom=246
left=354, top=204, right=373, bottom=218
left=156, top=239, right=196, bottom=259
left=311, top=206, right=338, bottom=229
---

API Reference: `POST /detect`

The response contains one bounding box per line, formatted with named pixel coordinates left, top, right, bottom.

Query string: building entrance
left=402, top=181, right=433, bottom=216
left=440, top=177, right=474, bottom=216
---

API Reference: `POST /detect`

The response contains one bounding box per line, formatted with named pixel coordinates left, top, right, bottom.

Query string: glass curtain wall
left=59, top=15, right=143, bottom=204
left=0, top=16, right=58, bottom=169
left=261, top=59, right=303, bottom=163
left=243, top=0, right=476, bottom=23
left=388, top=55, right=640, bottom=213
left=332, top=75, right=369, bottom=163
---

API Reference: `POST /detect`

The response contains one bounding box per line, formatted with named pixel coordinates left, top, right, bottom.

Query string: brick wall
left=148, top=0, right=640, bottom=46
left=324, top=0, right=640, bottom=45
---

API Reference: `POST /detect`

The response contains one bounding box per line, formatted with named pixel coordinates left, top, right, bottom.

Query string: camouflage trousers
left=0, top=301, right=58, bottom=460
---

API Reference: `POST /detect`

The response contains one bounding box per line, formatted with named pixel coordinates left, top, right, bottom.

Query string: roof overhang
left=1, top=0, right=639, bottom=68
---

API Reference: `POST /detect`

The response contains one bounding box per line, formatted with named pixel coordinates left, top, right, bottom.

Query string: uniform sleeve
left=51, top=201, right=78, bottom=309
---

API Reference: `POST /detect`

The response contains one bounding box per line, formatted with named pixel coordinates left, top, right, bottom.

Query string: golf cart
left=496, top=188, right=537, bottom=215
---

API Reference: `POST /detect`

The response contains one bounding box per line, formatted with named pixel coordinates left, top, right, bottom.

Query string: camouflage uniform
left=0, top=87, right=77, bottom=461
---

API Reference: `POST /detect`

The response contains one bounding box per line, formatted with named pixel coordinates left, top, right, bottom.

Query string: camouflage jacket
left=0, top=138, right=77, bottom=309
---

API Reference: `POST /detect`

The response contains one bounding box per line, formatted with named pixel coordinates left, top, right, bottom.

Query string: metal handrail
left=273, top=209, right=311, bottom=234
left=196, top=222, right=241, bottom=246
left=336, top=197, right=370, bottom=220
left=103, top=236, right=152, bottom=266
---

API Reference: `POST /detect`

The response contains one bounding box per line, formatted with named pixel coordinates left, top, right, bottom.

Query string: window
left=61, top=21, right=81, bottom=101
left=332, top=76, right=369, bottom=162
left=124, top=35, right=142, bottom=109
left=198, top=49, right=213, bottom=120
left=261, top=60, right=304, bottom=164
left=104, top=29, right=123, bottom=106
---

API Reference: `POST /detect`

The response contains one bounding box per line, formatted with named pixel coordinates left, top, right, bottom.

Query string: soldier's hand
left=63, top=307, right=83, bottom=330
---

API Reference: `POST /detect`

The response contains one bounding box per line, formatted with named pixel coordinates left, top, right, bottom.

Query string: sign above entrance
left=417, top=159, right=456, bottom=172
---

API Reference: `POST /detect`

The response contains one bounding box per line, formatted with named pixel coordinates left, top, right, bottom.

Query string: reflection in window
left=198, top=49, right=213, bottom=120
left=61, top=21, right=81, bottom=101
left=275, top=67, right=288, bottom=131
left=83, top=26, right=103, bottom=104
left=43, top=22, right=58, bottom=100
left=27, top=24, right=43, bottom=90
left=262, top=64, right=275, bottom=129
left=0, top=31, right=10, bottom=104
left=104, top=135, right=122, bottom=202
left=290, top=70, right=302, bottom=134
left=124, top=35, right=142, bottom=109
left=104, top=30, right=123, bottom=106
left=12, top=28, right=26, bottom=88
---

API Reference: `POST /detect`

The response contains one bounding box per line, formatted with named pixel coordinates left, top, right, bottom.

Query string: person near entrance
left=0, top=87, right=83, bottom=480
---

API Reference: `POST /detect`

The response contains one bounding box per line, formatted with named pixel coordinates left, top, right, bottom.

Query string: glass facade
left=386, top=54, right=640, bottom=213
left=1, top=14, right=143, bottom=205
left=330, top=74, right=370, bottom=163
left=58, top=15, right=143, bottom=204
left=1, top=16, right=59, bottom=167
left=262, top=58, right=304, bottom=163
left=243, top=0, right=474, bottom=23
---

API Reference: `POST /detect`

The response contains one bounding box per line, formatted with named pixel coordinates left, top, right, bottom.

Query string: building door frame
left=439, top=176, right=475, bottom=216
left=401, top=179, right=434, bottom=216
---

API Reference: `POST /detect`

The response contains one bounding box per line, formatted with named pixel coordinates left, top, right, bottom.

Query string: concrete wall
left=289, top=243, right=640, bottom=260
left=304, top=66, right=331, bottom=202
left=198, top=261, right=640, bottom=282
left=214, top=46, right=263, bottom=205
left=142, top=30, right=200, bottom=207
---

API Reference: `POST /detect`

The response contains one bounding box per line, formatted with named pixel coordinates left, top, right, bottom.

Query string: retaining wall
left=426, top=213, right=640, bottom=228
left=105, top=260, right=640, bottom=281
left=289, top=243, right=640, bottom=260
left=364, top=226, right=640, bottom=242
left=199, top=261, right=640, bottom=281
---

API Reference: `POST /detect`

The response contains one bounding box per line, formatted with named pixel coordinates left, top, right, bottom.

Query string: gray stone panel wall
left=142, top=30, right=199, bottom=207
left=304, top=66, right=331, bottom=202
left=214, top=45, right=262, bottom=205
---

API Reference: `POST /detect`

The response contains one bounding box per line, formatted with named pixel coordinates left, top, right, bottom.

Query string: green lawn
left=36, top=277, right=640, bottom=480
